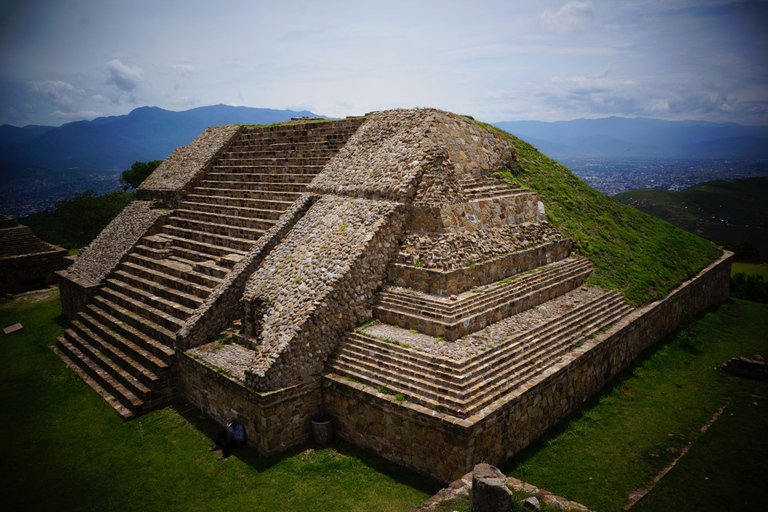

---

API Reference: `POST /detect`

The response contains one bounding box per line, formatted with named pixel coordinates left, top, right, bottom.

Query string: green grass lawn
left=501, top=298, right=768, bottom=512
left=732, top=262, right=768, bottom=278
left=0, top=288, right=440, bottom=512
left=3, top=288, right=765, bottom=512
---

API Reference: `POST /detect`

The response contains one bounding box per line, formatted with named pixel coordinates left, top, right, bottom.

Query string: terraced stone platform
left=55, top=108, right=730, bottom=483
left=56, top=119, right=364, bottom=419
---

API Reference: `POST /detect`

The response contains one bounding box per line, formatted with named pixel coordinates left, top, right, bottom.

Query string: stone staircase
left=56, top=120, right=363, bottom=419
left=374, top=257, right=593, bottom=340
left=458, top=175, right=529, bottom=201
left=328, top=290, right=632, bottom=417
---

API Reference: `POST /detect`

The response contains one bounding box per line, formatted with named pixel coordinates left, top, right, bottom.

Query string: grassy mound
left=475, top=121, right=722, bottom=306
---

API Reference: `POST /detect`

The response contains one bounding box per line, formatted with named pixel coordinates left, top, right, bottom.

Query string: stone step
left=84, top=303, right=175, bottom=362
left=57, top=331, right=148, bottom=409
left=201, top=172, right=316, bottom=183
left=105, top=278, right=196, bottom=320
left=70, top=317, right=162, bottom=388
left=374, top=259, right=593, bottom=339
left=161, top=224, right=254, bottom=253
left=112, top=269, right=205, bottom=310
left=330, top=295, right=632, bottom=416
left=172, top=208, right=276, bottom=231
left=194, top=180, right=309, bottom=193
left=229, top=138, right=344, bottom=153
left=219, top=148, right=339, bottom=160
left=54, top=345, right=134, bottom=420
left=378, top=259, right=589, bottom=318
left=212, top=158, right=331, bottom=168
left=120, top=260, right=215, bottom=298
left=335, top=292, right=625, bottom=387
left=92, top=296, right=176, bottom=347
left=178, top=201, right=285, bottom=221
left=99, top=284, right=188, bottom=332
left=190, top=186, right=302, bottom=203
left=125, top=253, right=223, bottom=289
left=184, top=193, right=293, bottom=211
left=167, top=216, right=266, bottom=242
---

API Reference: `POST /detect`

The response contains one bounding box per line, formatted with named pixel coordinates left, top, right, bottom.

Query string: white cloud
left=172, top=63, right=196, bottom=78
left=28, top=80, right=84, bottom=111
left=540, top=1, right=595, bottom=35
left=105, top=59, right=143, bottom=93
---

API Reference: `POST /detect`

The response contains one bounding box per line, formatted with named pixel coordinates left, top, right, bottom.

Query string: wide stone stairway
left=56, top=120, right=362, bottom=419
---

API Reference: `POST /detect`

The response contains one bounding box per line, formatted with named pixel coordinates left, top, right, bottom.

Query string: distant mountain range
left=0, top=104, right=324, bottom=176
left=494, top=117, right=768, bottom=159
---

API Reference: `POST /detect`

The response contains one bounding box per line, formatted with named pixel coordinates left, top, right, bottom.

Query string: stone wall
left=57, top=201, right=169, bottom=318
left=137, top=124, right=242, bottom=207
left=410, top=193, right=540, bottom=234
left=178, top=352, right=322, bottom=456
left=324, top=250, right=732, bottom=482
left=242, top=195, right=408, bottom=390
left=0, top=216, right=70, bottom=295
left=176, top=193, right=317, bottom=350
left=323, top=375, right=473, bottom=482
left=388, top=239, right=572, bottom=296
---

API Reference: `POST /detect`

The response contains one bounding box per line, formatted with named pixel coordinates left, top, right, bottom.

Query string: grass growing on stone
left=0, top=288, right=440, bottom=512
left=500, top=298, right=768, bottom=512
left=473, top=121, right=721, bottom=306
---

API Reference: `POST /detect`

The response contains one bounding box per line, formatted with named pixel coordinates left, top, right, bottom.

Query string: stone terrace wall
left=388, top=239, right=572, bottom=296
left=243, top=196, right=408, bottom=390
left=137, top=124, right=242, bottom=207
left=176, top=193, right=317, bottom=350
left=58, top=201, right=168, bottom=318
left=324, top=250, right=732, bottom=482
left=469, top=249, right=733, bottom=468
left=410, top=193, right=540, bottom=234
left=414, top=111, right=516, bottom=207
left=178, top=352, right=321, bottom=456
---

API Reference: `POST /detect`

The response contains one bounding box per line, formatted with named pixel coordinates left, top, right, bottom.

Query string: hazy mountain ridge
left=0, top=104, right=323, bottom=172
left=495, top=117, right=768, bottom=159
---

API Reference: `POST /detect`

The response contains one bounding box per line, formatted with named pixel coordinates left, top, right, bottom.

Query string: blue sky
left=1, top=0, right=766, bottom=126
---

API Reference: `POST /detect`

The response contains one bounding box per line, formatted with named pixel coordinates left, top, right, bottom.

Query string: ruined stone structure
left=0, top=214, right=69, bottom=295
left=56, top=110, right=731, bottom=482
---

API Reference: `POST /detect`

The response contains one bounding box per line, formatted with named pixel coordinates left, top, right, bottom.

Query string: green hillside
left=475, top=121, right=722, bottom=306
left=613, top=177, right=768, bottom=256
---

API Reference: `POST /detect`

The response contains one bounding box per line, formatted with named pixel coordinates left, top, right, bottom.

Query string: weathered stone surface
left=471, top=463, right=513, bottom=512
left=242, top=195, right=407, bottom=390
left=139, top=124, right=242, bottom=196
left=64, top=201, right=169, bottom=285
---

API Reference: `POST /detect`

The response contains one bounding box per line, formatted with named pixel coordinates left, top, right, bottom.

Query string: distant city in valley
left=563, top=157, right=768, bottom=196
left=2, top=157, right=768, bottom=219
left=1, top=106, right=767, bottom=219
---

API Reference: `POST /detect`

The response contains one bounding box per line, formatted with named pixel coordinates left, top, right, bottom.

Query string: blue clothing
left=215, top=421, right=245, bottom=457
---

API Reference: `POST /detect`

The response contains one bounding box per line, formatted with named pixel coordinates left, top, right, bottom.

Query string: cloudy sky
left=1, top=0, right=767, bottom=127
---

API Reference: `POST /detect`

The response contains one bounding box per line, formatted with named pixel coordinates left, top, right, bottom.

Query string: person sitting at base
left=209, top=415, right=245, bottom=460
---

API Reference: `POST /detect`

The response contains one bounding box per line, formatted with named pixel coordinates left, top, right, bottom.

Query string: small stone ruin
left=55, top=109, right=732, bottom=481
left=0, top=214, right=69, bottom=295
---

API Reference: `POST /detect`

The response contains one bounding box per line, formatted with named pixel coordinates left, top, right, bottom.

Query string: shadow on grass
left=169, top=399, right=442, bottom=496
